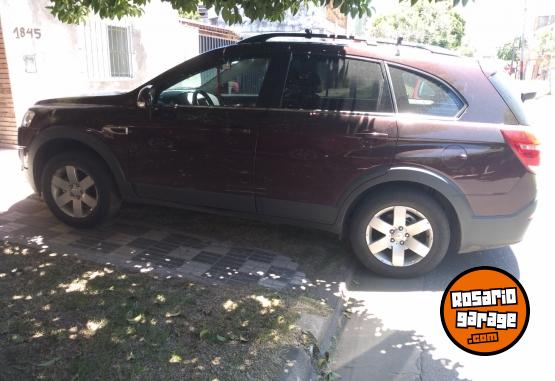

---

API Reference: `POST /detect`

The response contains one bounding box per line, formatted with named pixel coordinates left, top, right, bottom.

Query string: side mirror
left=521, top=91, right=536, bottom=102
left=137, top=85, right=155, bottom=108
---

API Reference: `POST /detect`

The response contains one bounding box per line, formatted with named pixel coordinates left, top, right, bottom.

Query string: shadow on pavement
left=347, top=246, right=520, bottom=293
left=332, top=297, right=470, bottom=380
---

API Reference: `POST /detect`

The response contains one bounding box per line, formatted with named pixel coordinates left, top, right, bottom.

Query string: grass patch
left=0, top=242, right=311, bottom=380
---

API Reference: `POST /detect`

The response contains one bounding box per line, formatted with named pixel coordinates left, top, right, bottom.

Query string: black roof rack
left=238, top=29, right=371, bottom=45
left=238, top=30, right=460, bottom=57
left=374, top=38, right=460, bottom=57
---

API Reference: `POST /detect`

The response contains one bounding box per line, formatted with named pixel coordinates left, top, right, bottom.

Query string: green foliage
left=47, top=0, right=472, bottom=25
left=47, top=0, right=373, bottom=24
left=370, top=1, right=467, bottom=49
left=178, top=9, right=201, bottom=20
left=535, top=27, right=555, bottom=55
left=497, top=40, right=520, bottom=61
left=457, top=42, right=476, bottom=57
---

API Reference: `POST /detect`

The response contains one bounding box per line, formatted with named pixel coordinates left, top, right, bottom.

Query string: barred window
left=107, top=26, right=132, bottom=78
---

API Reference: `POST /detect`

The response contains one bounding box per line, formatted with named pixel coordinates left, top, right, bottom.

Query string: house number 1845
left=13, top=27, right=42, bottom=39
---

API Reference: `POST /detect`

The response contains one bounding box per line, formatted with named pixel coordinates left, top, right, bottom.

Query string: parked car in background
left=18, top=32, right=539, bottom=277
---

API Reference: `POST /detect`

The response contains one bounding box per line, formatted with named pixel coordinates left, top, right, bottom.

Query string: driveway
left=331, top=95, right=555, bottom=381
left=0, top=148, right=352, bottom=295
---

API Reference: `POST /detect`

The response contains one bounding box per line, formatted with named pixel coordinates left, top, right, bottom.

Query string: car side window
left=281, top=55, right=393, bottom=112
left=388, top=66, right=464, bottom=117
left=158, top=57, right=270, bottom=108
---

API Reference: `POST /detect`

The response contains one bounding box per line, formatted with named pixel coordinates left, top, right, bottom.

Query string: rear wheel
left=349, top=190, right=450, bottom=277
left=41, top=151, right=120, bottom=228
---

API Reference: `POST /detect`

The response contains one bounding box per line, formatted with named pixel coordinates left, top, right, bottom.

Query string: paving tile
left=33, top=209, right=52, bottom=218
left=9, top=199, right=45, bottom=214
left=167, top=247, right=201, bottom=260
left=217, top=256, right=246, bottom=268
left=192, top=251, right=222, bottom=265
left=202, top=269, right=233, bottom=281
left=227, top=272, right=262, bottom=284
left=71, top=229, right=116, bottom=240
left=258, top=277, right=287, bottom=290
left=133, top=250, right=185, bottom=268
left=11, top=226, right=60, bottom=240
left=204, top=244, right=230, bottom=255
left=48, top=233, right=81, bottom=246
left=178, top=261, right=211, bottom=277
left=267, top=266, right=297, bottom=280
left=15, top=215, right=54, bottom=228
left=142, top=230, right=171, bottom=241
left=238, top=260, right=272, bottom=274
left=206, top=267, right=238, bottom=278
left=151, top=241, right=179, bottom=253
left=104, top=233, right=136, bottom=246
left=290, top=273, right=306, bottom=286
left=166, top=234, right=209, bottom=248
left=128, top=237, right=158, bottom=249
left=90, top=242, right=121, bottom=254
left=50, top=224, right=74, bottom=233
left=0, top=222, right=26, bottom=233
left=0, top=211, right=27, bottom=222
left=70, top=237, right=101, bottom=248
left=111, top=245, right=140, bottom=258
left=271, top=259, right=298, bottom=271
left=227, top=247, right=253, bottom=258
left=249, top=250, right=275, bottom=263
left=110, top=222, right=150, bottom=236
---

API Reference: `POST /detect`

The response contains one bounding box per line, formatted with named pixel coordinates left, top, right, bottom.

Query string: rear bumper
left=458, top=199, right=536, bottom=253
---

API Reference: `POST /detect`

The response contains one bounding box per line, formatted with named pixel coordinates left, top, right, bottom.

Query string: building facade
left=0, top=0, right=228, bottom=147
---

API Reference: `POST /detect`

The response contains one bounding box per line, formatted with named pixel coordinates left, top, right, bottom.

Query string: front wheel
left=349, top=190, right=450, bottom=278
left=41, top=151, right=121, bottom=228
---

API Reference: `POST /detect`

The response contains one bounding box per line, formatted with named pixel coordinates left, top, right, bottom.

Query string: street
left=331, top=95, right=555, bottom=381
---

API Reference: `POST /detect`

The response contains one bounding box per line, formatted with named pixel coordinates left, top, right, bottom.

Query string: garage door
left=0, top=19, right=16, bottom=147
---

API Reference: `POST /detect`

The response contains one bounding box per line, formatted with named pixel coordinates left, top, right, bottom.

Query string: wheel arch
left=338, top=167, right=469, bottom=253
left=29, top=126, right=133, bottom=198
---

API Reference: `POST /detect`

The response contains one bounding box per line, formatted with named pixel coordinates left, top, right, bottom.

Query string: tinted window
left=158, top=58, right=269, bottom=108
left=488, top=71, right=530, bottom=125
left=282, top=55, right=393, bottom=112
left=389, top=66, right=464, bottom=117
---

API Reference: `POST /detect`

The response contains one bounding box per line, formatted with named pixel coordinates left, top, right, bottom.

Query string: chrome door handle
left=354, top=131, right=389, bottom=137
left=102, top=126, right=129, bottom=135
left=221, top=127, right=252, bottom=135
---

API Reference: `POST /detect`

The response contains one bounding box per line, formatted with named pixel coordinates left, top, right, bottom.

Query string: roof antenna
left=396, top=36, right=403, bottom=56
left=305, top=28, right=312, bottom=38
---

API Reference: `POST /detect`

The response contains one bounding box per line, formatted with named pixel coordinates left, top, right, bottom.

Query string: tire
left=349, top=190, right=450, bottom=278
left=41, top=151, right=121, bottom=228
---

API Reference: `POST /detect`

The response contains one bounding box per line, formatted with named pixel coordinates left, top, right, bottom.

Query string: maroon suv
left=17, top=32, right=539, bottom=277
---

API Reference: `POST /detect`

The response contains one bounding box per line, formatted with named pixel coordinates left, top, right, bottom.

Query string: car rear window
left=388, top=66, right=465, bottom=117
left=488, top=71, right=530, bottom=125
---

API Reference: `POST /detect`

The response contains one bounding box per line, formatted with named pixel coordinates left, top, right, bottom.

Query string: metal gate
left=181, top=20, right=239, bottom=54
left=199, top=35, right=236, bottom=53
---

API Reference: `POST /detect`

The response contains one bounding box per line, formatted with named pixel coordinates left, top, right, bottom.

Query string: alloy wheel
left=50, top=165, right=98, bottom=218
left=365, top=205, right=434, bottom=267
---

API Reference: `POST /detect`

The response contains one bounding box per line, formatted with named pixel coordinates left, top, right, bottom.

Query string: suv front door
left=127, top=46, right=280, bottom=212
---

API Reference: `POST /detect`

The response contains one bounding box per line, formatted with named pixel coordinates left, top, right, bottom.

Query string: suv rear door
left=254, top=45, right=398, bottom=225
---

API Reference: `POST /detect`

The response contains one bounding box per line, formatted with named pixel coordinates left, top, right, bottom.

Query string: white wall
left=0, top=0, right=199, bottom=124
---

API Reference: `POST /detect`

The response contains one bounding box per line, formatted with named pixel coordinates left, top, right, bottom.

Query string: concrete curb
left=280, top=261, right=356, bottom=381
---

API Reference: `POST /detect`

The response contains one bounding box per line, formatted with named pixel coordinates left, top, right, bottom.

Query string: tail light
left=501, top=129, right=540, bottom=171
